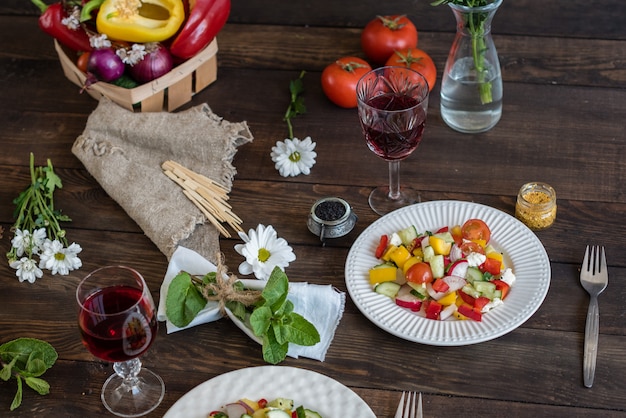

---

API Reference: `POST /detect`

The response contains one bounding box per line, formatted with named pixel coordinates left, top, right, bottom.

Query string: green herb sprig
left=6, top=153, right=71, bottom=263
left=431, top=0, right=495, bottom=104
left=165, top=266, right=320, bottom=364
left=0, top=338, right=58, bottom=411
left=283, top=70, right=307, bottom=139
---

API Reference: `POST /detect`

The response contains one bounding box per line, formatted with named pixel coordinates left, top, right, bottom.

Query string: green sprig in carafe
left=435, top=0, right=503, bottom=133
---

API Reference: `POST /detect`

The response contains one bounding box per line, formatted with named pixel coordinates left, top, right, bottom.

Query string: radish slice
left=448, top=259, right=469, bottom=279
left=426, top=283, right=446, bottom=300
left=225, top=403, right=249, bottom=417
left=395, top=285, right=422, bottom=311
left=440, top=303, right=457, bottom=320
left=442, top=275, right=467, bottom=292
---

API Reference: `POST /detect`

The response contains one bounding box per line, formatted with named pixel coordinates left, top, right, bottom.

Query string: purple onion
left=87, top=48, right=125, bottom=82
left=129, top=44, right=174, bottom=84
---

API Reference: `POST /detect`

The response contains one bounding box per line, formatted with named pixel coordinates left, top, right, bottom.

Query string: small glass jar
left=307, top=197, right=357, bottom=244
left=515, top=182, right=557, bottom=230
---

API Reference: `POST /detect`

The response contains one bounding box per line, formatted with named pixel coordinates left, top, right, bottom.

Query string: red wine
left=79, top=285, right=156, bottom=362
left=362, top=93, right=426, bottom=160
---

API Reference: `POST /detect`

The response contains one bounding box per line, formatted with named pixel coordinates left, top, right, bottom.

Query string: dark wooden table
left=2, top=0, right=626, bottom=416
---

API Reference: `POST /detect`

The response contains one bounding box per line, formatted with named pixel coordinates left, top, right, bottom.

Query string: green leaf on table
left=165, top=271, right=208, bottom=327
left=0, top=338, right=57, bottom=411
left=250, top=305, right=272, bottom=336
left=278, top=312, right=320, bottom=346
left=25, top=376, right=50, bottom=395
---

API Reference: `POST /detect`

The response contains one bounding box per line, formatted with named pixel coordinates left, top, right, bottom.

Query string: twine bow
left=200, top=253, right=262, bottom=315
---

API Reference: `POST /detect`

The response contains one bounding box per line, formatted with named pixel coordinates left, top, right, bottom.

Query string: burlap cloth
left=72, top=97, right=253, bottom=264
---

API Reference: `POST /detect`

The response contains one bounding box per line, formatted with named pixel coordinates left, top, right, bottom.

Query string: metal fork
left=580, top=245, right=608, bottom=388
left=394, top=391, right=423, bottom=418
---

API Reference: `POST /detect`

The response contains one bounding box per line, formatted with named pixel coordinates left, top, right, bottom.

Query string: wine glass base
left=101, top=368, right=165, bottom=417
left=368, top=185, right=420, bottom=216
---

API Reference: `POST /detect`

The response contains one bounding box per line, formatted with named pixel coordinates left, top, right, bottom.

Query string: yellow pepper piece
left=97, top=0, right=185, bottom=43
left=240, top=398, right=260, bottom=411
left=369, top=265, right=398, bottom=284
left=471, top=238, right=487, bottom=248
left=453, top=310, right=468, bottom=320
left=429, top=235, right=451, bottom=256
left=437, top=291, right=457, bottom=306
left=412, top=246, right=424, bottom=259
left=381, top=244, right=398, bottom=262
left=389, top=245, right=412, bottom=269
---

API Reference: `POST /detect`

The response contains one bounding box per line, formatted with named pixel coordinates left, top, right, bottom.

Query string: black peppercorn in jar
left=307, top=197, right=357, bottom=243
left=515, top=182, right=557, bottom=230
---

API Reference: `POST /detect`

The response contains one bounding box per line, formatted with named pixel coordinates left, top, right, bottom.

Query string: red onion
left=87, top=48, right=125, bottom=82
left=129, top=44, right=174, bottom=84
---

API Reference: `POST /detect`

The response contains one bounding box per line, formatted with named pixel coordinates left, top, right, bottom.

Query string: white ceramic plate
left=345, top=200, right=551, bottom=346
left=163, top=366, right=376, bottom=418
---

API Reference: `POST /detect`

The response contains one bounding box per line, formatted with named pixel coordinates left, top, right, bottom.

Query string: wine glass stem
left=113, top=358, right=142, bottom=387
left=388, top=160, right=401, bottom=200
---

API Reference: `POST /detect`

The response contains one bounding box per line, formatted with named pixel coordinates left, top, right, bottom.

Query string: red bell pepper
left=424, top=300, right=442, bottom=320
left=457, top=303, right=482, bottom=322
left=374, top=234, right=389, bottom=258
left=31, top=0, right=93, bottom=52
left=169, top=0, right=231, bottom=59
left=479, top=257, right=502, bottom=275
left=493, top=279, right=511, bottom=299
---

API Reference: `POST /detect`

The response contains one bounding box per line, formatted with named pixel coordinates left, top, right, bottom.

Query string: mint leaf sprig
left=165, top=266, right=320, bottom=364
left=431, top=0, right=495, bottom=104
left=0, top=338, right=58, bottom=411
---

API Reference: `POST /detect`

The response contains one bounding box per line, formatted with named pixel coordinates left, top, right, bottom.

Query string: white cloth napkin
left=157, top=246, right=345, bottom=361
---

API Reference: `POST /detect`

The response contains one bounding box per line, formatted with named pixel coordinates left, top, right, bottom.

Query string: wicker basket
left=54, top=39, right=218, bottom=112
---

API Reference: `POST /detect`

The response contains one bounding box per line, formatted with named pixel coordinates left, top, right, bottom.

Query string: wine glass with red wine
left=76, top=266, right=164, bottom=417
left=357, top=66, right=430, bottom=215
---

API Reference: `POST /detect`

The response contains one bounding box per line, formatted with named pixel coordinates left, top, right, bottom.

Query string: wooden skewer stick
left=161, top=160, right=243, bottom=237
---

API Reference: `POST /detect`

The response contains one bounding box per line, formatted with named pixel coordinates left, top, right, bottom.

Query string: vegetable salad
left=209, top=397, right=322, bottom=418
left=369, top=219, right=516, bottom=322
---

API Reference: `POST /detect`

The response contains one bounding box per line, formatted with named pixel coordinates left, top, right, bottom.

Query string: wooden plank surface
left=1, top=0, right=625, bottom=417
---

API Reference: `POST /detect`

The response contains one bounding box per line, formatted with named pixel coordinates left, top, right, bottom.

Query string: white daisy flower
left=234, top=224, right=296, bottom=280
left=39, top=240, right=83, bottom=275
left=271, top=136, right=317, bottom=177
left=10, top=257, right=44, bottom=283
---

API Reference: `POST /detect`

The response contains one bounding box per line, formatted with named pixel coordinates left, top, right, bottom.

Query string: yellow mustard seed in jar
left=515, top=182, right=557, bottom=230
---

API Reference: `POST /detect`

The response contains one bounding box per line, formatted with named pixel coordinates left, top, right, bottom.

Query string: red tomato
left=405, top=262, right=433, bottom=284
left=459, top=241, right=485, bottom=257
left=431, top=278, right=449, bottom=293
left=361, top=15, right=418, bottom=64
left=321, top=57, right=372, bottom=108
left=257, top=399, right=268, bottom=409
left=77, top=51, right=90, bottom=73
left=461, top=219, right=491, bottom=243
left=385, top=48, right=437, bottom=92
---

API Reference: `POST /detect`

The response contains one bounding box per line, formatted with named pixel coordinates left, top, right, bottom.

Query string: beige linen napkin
left=157, top=246, right=346, bottom=361
left=72, top=97, right=253, bottom=263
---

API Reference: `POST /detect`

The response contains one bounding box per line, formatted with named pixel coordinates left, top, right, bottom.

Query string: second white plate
left=345, top=200, right=551, bottom=346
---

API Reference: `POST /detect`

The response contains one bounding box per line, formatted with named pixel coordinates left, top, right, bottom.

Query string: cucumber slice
left=474, top=281, right=497, bottom=299
left=465, top=266, right=484, bottom=283
left=265, top=410, right=291, bottom=418
left=304, top=409, right=322, bottom=418
left=268, top=398, right=294, bottom=410
left=422, top=245, right=435, bottom=262
left=375, top=281, right=401, bottom=298
left=433, top=231, right=455, bottom=243
left=429, top=254, right=445, bottom=278
left=397, top=225, right=419, bottom=247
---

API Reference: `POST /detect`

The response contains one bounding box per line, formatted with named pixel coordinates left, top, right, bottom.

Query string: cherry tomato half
left=405, top=262, right=433, bottom=284
left=459, top=241, right=485, bottom=257
left=461, top=219, right=491, bottom=243
left=77, top=51, right=91, bottom=73
left=385, top=48, right=437, bottom=92
left=361, top=15, right=418, bottom=64
left=321, top=56, right=372, bottom=108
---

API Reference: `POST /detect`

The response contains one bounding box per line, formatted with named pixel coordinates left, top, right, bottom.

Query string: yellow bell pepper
left=389, top=245, right=412, bottom=269
left=96, top=0, right=185, bottom=43
left=429, top=235, right=451, bottom=256
left=369, top=264, right=398, bottom=285
left=437, top=291, right=457, bottom=306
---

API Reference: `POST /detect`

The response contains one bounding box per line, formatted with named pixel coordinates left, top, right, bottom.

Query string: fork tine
left=582, top=245, right=590, bottom=271
left=417, top=393, right=422, bottom=418
left=600, top=246, right=607, bottom=274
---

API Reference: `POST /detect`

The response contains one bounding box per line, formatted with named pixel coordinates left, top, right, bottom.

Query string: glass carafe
left=440, top=0, right=503, bottom=133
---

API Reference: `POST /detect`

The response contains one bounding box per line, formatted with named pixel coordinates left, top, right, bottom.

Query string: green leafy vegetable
left=250, top=267, right=320, bottom=364
left=0, top=338, right=58, bottom=411
left=165, top=267, right=320, bottom=364
left=283, top=70, right=307, bottom=139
